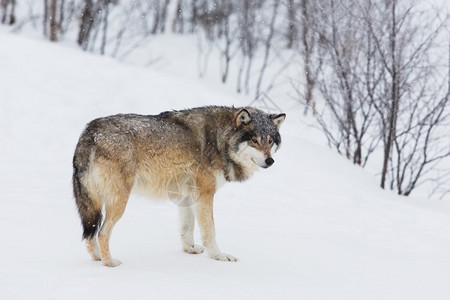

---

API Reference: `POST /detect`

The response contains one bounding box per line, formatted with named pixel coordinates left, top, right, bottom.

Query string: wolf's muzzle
left=265, top=157, right=274, bottom=167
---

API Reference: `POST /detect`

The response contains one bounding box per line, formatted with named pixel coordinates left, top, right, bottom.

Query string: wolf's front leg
left=194, top=184, right=237, bottom=262
left=178, top=206, right=204, bottom=254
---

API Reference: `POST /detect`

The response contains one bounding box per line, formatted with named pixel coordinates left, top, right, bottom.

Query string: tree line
left=2, top=0, right=449, bottom=198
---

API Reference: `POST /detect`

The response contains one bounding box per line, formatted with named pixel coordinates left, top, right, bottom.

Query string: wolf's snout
left=265, top=157, right=274, bottom=167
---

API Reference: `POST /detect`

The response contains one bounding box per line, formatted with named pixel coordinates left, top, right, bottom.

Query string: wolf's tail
left=72, top=137, right=102, bottom=240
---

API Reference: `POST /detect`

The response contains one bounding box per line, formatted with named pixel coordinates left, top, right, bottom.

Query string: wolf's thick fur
left=73, top=106, right=285, bottom=266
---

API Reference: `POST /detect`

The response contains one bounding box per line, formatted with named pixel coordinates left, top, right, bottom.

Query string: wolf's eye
left=251, top=138, right=258, bottom=145
left=268, top=139, right=273, bottom=145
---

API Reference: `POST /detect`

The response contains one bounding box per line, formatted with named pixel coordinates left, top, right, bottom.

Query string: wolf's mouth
left=251, top=158, right=269, bottom=168
left=251, top=158, right=260, bottom=167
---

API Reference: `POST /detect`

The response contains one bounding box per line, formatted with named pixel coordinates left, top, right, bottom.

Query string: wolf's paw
left=184, top=244, right=204, bottom=254
left=86, top=241, right=101, bottom=261
left=210, top=253, right=238, bottom=262
left=91, top=254, right=101, bottom=261
left=89, top=248, right=101, bottom=261
left=103, top=258, right=122, bottom=267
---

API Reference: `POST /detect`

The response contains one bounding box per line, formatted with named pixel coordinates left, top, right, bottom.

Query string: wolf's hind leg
left=95, top=158, right=135, bottom=267
left=86, top=237, right=101, bottom=261
left=178, top=206, right=204, bottom=254
left=98, top=193, right=130, bottom=267
left=97, top=198, right=129, bottom=267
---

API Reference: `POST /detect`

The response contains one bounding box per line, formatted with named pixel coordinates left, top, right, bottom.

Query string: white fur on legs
left=86, top=238, right=101, bottom=261
left=179, top=206, right=204, bottom=254
left=98, top=217, right=124, bottom=267
left=194, top=197, right=238, bottom=262
left=205, top=239, right=238, bottom=262
left=105, top=258, right=122, bottom=267
left=98, top=230, right=122, bottom=267
left=211, top=253, right=238, bottom=262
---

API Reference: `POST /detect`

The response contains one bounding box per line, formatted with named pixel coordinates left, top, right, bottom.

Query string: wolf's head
left=231, top=108, right=286, bottom=170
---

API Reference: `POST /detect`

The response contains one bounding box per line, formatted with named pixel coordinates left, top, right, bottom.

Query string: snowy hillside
left=1, top=32, right=450, bottom=300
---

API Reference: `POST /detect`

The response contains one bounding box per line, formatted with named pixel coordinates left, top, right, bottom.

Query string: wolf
left=72, top=106, right=285, bottom=267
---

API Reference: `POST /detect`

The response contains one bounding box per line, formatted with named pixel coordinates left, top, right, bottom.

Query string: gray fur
left=72, top=105, right=285, bottom=266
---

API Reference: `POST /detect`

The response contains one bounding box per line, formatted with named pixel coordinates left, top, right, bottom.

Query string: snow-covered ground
left=1, top=32, right=450, bottom=299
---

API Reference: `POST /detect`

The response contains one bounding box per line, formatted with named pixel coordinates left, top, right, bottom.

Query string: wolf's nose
left=265, top=158, right=274, bottom=166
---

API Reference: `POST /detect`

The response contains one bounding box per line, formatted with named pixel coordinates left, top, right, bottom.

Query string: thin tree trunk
left=43, top=0, right=49, bottom=37
left=255, top=1, right=279, bottom=98
left=287, top=0, right=296, bottom=48
left=100, top=1, right=109, bottom=55
left=160, top=0, right=170, bottom=33
left=301, top=0, right=314, bottom=115
left=237, top=56, right=245, bottom=93
left=151, top=0, right=160, bottom=34
left=381, top=1, right=399, bottom=189
left=49, top=0, right=58, bottom=41
left=172, top=0, right=183, bottom=33
left=244, top=55, right=253, bottom=95
left=78, top=0, right=94, bottom=50
left=190, top=0, right=198, bottom=33
left=221, top=12, right=232, bottom=83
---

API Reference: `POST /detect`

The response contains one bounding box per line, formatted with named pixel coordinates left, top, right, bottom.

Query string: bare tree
left=390, top=92, right=449, bottom=195
left=189, top=0, right=198, bottom=33
left=214, top=0, right=237, bottom=83
left=49, top=0, right=59, bottom=41
left=111, top=1, right=136, bottom=57
left=313, top=0, right=381, bottom=166
left=305, top=0, right=449, bottom=197
left=286, top=0, right=297, bottom=49
left=77, top=0, right=115, bottom=52
left=151, top=0, right=171, bottom=34
left=299, top=0, right=319, bottom=115
left=364, top=0, right=449, bottom=193
left=1, top=0, right=15, bottom=25
left=77, top=0, right=94, bottom=49
left=43, top=0, right=63, bottom=41
left=376, top=0, right=400, bottom=189
left=99, top=0, right=111, bottom=55
left=159, top=0, right=170, bottom=33
left=151, top=0, right=161, bottom=34
left=255, top=1, right=280, bottom=99
left=197, top=1, right=229, bottom=41
left=172, top=0, right=184, bottom=33
left=236, top=0, right=258, bottom=94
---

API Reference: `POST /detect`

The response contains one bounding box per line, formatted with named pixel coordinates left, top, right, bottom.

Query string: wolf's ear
left=235, top=109, right=252, bottom=127
left=271, top=113, right=286, bottom=130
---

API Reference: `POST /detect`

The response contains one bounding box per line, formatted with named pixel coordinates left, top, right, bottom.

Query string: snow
left=1, top=31, right=450, bottom=299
